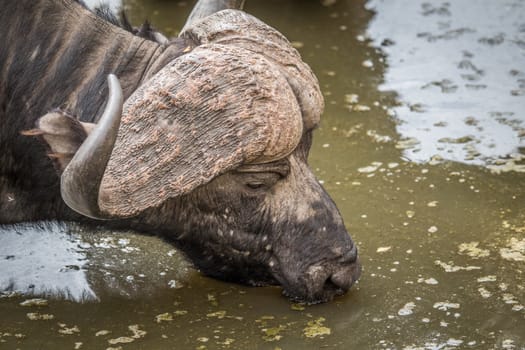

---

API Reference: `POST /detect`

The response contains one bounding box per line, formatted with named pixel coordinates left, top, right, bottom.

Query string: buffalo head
left=47, top=10, right=361, bottom=303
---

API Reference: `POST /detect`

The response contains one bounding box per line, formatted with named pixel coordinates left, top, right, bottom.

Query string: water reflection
left=0, top=222, right=95, bottom=301
left=367, top=0, right=525, bottom=170
left=0, top=222, right=192, bottom=301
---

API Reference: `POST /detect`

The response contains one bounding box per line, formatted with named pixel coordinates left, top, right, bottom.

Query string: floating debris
left=433, top=302, right=460, bottom=311
left=417, top=277, right=438, bottom=285
left=388, top=162, right=399, bottom=169
left=262, top=325, right=287, bottom=342
left=477, top=275, right=497, bottom=283
left=58, top=323, right=80, bottom=335
left=345, top=93, right=371, bottom=112
left=395, top=138, right=420, bottom=150
left=447, top=338, right=464, bottom=347
left=499, top=283, right=509, bottom=291
left=95, top=330, right=111, bottom=337
left=94, top=237, right=118, bottom=249
left=499, top=238, right=525, bottom=261
left=19, top=298, right=48, bottom=307
left=428, top=155, right=444, bottom=165
left=343, top=123, right=363, bottom=138
left=155, top=313, right=173, bottom=323
left=367, top=130, right=392, bottom=143
left=303, top=317, right=331, bottom=338
left=352, top=104, right=372, bottom=112
left=502, top=293, right=518, bottom=305
left=435, top=260, right=481, bottom=272
left=362, top=59, right=374, bottom=68
left=290, top=303, right=306, bottom=311
left=217, top=338, right=235, bottom=346
left=129, top=325, right=146, bottom=339
left=345, top=94, right=359, bottom=104
left=207, top=293, right=219, bottom=307
left=168, top=280, right=184, bottom=289
left=26, top=312, right=54, bottom=320
left=502, top=339, right=518, bottom=349
left=458, top=242, right=490, bottom=258
left=478, top=287, right=492, bottom=298
left=205, top=310, right=243, bottom=321
left=358, top=162, right=383, bottom=173
left=377, top=246, right=392, bottom=253
left=398, top=302, right=416, bottom=316
left=108, top=337, right=134, bottom=345
left=107, top=325, right=146, bottom=345
left=427, top=226, right=438, bottom=233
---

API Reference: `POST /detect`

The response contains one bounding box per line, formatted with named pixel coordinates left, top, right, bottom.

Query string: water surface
left=1, top=0, right=524, bottom=349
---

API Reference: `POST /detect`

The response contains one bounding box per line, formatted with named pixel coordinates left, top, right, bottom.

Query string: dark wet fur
left=76, top=0, right=163, bottom=43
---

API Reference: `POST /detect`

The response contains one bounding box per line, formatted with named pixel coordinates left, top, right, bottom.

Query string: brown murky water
left=1, top=0, right=524, bottom=349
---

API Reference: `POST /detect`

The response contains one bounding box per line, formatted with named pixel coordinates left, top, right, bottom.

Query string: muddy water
left=1, top=0, right=524, bottom=349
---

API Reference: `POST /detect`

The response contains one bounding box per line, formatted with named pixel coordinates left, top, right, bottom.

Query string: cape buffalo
left=0, top=0, right=361, bottom=303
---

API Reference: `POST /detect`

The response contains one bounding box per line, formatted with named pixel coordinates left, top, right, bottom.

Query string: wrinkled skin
left=142, top=132, right=360, bottom=302
left=0, top=0, right=361, bottom=303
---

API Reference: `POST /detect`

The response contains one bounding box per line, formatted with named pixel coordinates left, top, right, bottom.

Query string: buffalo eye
left=246, top=182, right=266, bottom=190
left=236, top=160, right=290, bottom=193
left=243, top=172, right=282, bottom=193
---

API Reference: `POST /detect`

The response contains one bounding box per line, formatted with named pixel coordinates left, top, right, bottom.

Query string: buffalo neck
left=0, top=0, right=171, bottom=125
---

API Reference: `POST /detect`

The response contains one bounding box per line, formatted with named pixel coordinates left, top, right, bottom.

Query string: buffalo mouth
left=201, top=261, right=361, bottom=304
left=273, top=244, right=362, bottom=304
left=282, top=259, right=361, bottom=304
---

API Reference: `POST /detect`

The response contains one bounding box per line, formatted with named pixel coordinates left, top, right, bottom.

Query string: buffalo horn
left=60, top=74, right=123, bottom=219
left=179, top=10, right=324, bottom=131
left=96, top=45, right=303, bottom=218
left=181, top=0, right=245, bottom=32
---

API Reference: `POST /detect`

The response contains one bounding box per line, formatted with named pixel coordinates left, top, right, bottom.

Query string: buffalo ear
left=97, top=44, right=303, bottom=218
left=22, top=111, right=92, bottom=172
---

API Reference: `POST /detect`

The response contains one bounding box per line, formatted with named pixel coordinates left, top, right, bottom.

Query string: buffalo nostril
left=326, top=258, right=361, bottom=293
left=328, top=269, right=353, bottom=291
left=337, top=245, right=358, bottom=264
left=304, top=258, right=361, bottom=302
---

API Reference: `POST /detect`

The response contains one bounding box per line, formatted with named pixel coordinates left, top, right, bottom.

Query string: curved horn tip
left=107, top=74, right=119, bottom=92
left=60, top=74, right=124, bottom=220
left=105, top=74, right=123, bottom=114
